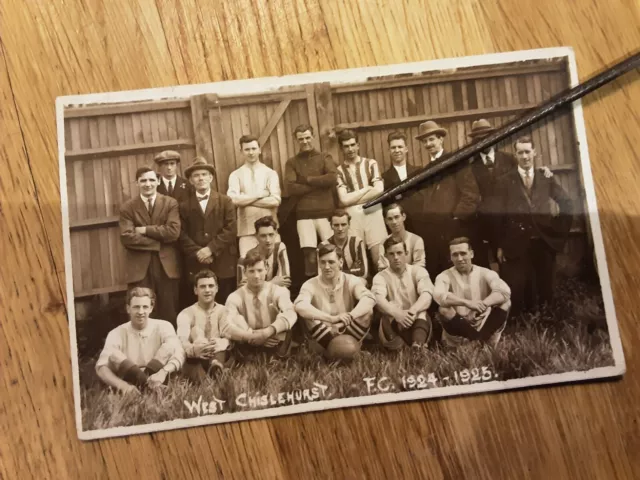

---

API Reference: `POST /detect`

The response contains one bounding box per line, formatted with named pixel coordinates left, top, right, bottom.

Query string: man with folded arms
left=238, top=215, right=291, bottom=288
left=433, top=237, right=511, bottom=348
left=377, top=203, right=425, bottom=271
left=319, top=209, right=368, bottom=281
left=176, top=270, right=232, bottom=382
left=95, top=287, right=185, bottom=394
left=372, top=237, right=434, bottom=350
left=227, top=135, right=282, bottom=257
left=294, top=243, right=376, bottom=360
left=223, top=250, right=297, bottom=357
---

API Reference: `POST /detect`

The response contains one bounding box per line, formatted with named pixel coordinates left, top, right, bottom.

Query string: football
left=326, top=335, right=360, bottom=361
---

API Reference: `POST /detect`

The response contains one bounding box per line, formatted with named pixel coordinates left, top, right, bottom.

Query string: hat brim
left=184, top=165, right=216, bottom=178
left=468, top=128, right=496, bottom=138
left=415, top=128, right=447, bottom=141
left=154, top=155, right=181, bottom=164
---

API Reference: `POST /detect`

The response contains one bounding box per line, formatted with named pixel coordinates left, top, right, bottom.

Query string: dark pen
left=363, top=49, right=640, bottom=210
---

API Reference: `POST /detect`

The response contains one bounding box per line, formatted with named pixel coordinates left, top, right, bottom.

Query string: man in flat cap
left=179, top=157, right=239, bottom=307
left=154, top=150, right=191, bottom=205
left=414, top=120, right=480, bottom=279
left=467, top=119, right=554, bottom=268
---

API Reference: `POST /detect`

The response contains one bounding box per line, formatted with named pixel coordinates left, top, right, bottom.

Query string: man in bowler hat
left=179, top=157, right=239, bottom=306
left=414, top=120, right=480, bottom=278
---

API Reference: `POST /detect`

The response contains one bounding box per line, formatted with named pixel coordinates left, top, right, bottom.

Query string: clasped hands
left=248, top=325, right=279, bottom=348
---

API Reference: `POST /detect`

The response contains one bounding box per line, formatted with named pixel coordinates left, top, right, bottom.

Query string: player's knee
left=438, top=306, right=456, bottom=320
left=499, top=299, right=511, bottom=312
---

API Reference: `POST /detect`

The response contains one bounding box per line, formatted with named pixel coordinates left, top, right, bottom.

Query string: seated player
left=317, top=209, right=368, bottom=281
left=223, top=250, right=297, bottom=357
left=95, top=287, right=185, bottom=394
left=237, top=216, right=291, bottom=288
left=176, top=270, right=233, bottom=382
left=372, top=237, right=434, bottom=350
left=294, top=243, right=376, bottom=361
left=377, top=203, right=425, bottom=271
left=433, top=237, right=511, bottom=348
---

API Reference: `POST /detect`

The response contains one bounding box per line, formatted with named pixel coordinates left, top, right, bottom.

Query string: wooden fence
left=63, top=57, right=590, bottom=310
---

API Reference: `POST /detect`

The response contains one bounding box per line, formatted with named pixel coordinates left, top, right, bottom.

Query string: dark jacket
left=179, top=191, right=238, bottom=280
left=157, top=175, right=192, bottom=204
left=382, top=163, right=423, bottom=232
left=119, top=194, right=181, bottom=283
left=494, top=168, right=574, bottom=259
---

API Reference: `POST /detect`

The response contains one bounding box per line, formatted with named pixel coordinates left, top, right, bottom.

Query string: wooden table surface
left=2, top=1, right=639, bottom=478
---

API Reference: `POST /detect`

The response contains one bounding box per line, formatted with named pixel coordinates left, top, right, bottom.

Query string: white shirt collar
left=518, top=166, right=534, bottom=178
left=430, top=149, right=444, bottom=162
left=393, top=164, right=408, bottom=180
left=127, top=319, right=153, bottom=337
left=140, top=193, right=157, bottom=204
left=163, top=176, right=176, bottom=188
left=480, top=148, right=495, bottom=165
left=196, top=189, right=211, bottom=199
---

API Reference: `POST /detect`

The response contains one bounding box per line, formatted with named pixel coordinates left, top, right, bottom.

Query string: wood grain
left=1, top=0, right=639, bottom=478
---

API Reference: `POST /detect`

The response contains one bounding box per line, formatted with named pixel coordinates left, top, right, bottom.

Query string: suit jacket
left=119, top=194, right=181, bottom=283
left=495, top=168, right=574, bottom=259
left=382, top=163, right=422, bottom=232
left=421, top=153, right=480, bottom=228
left=157, top=175, right=192, bottom=205
left=469, top=150, right=516, bottom=239
left=179, top=191, right=238, bottom=280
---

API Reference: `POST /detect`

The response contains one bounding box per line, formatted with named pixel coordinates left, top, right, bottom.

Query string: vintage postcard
left=56, top=47, right=625, bottom=440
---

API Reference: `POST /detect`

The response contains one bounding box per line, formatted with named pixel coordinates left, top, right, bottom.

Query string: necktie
left=167, top=180, right=174, bottom=196
left=147, top=198, right=154, bottom=215
left=253, top=295, right=265, bottom=328
left=524, top=171, right=533, bottom=190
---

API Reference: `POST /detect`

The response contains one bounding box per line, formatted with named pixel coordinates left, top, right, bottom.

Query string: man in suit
left=179, top=157, right=238, bottom=307
left=119, top=166, right=181, bottom=325
left=494, top=135, right=574, bottom=316
left=154, top=150, right=191, bottom=204
left=381, top=131, right=422, bottom=234
left=467, top=119, right=554, bottom=268
left=414, top=120, right=481, bottom=278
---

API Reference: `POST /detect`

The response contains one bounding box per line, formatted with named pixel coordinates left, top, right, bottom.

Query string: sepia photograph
left=57, top=47, right=625, bottom=440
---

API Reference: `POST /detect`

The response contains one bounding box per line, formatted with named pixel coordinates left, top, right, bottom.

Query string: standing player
left=335, top=129, right=387, bottom=268
left=433, top=237, right=512, bottom=348
left=294, top=243, right=376, bottom=361
left=154, top=150, right=191, bottom=204
left=372, top=237, right=434, bottom=350
left=227, top=135, right=282, bottom=257
left=283, top=124, right=338, bottom=278
left=377, top=203, right=425, bottom=271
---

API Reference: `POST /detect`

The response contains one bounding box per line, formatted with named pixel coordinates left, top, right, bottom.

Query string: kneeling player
left=176, top=270, right=233, bottom=382
left=372, top=237, right=434, bottom=350
left=294, top=243, right=376, bottom=361
left=95, top=287, right=185, bottom=394
left=224, top=250, right=297, bottom=357
left=433, top=237, right=511, bottom=348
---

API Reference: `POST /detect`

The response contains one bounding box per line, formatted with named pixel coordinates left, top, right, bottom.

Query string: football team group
left=93, top=118, right=574, bottom=395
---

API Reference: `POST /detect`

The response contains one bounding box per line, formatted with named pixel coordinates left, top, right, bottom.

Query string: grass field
left=78, top=276, right=615, bottom=432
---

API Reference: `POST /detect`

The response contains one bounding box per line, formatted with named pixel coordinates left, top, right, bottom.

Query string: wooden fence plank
left=331, top=62, right=566, bottom=93
left=64, top=99, right=191, bottom=118
left=65, top=139, right=197, bottom=161
left=190, top=94, right=215, bottom=166
left=257, top=99, right=292, bottom=148
left=314, top=82, right=338, bottom=163
left=70, top=215, right=120, bottom=231
left=207, top=98, right=229, bottom=193
left=305, top=84, right=320, bottom=144
left=335, top=103, right=538, bottom=131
